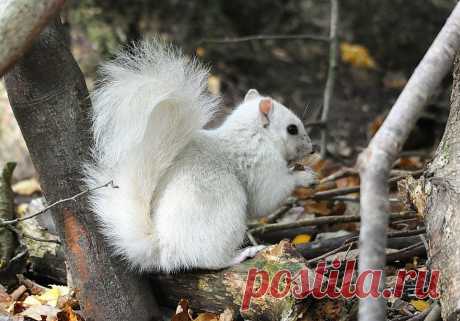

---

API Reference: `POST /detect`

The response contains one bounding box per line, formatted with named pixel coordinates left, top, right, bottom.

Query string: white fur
left=85, top=39, right=316, bottom=273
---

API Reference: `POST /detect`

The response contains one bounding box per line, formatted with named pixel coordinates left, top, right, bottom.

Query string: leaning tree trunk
left=4, top=19, right=161, bottom=321
left=424, top=54, right=460, bottom=321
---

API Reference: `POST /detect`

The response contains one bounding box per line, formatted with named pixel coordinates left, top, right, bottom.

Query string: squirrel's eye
left=287, top=124, right=298, bottom=135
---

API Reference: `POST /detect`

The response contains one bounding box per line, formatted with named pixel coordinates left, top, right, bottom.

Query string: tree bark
left=424, top=54, right=460, bottom=321
left=0, top=0, right=65, bottom=76
left=152, top=241, right=349, bottom=321
left=4, top=19, right=161, bottom=321
left=357, top=4, right=460, bottom=321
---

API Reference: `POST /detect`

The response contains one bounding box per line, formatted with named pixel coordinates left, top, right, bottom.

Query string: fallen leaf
left=340, top=42, right=377, bottom=69
left=293, top=187, right=315, bottom=199
left=56, top=306, right=82, bottom=321
left=19, top=304, right=60, bottom=321
left=304, top=200, right=331, bottom=216
left=171, top=299, right=192, bottom=321
left=219, top=308, right=233, bottom=321
left=396, top=157, right=423, bottom=170
left=410, top=299, right=430, bottom=312
left=292, top=234, right=312, bottom=245
left=194, top=312, right=219, bottom=321
left=12, top=178, right=41, bottom=196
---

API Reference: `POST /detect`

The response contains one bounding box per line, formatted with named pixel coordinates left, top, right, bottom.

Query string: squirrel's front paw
left=294, top=170, right=318, bottom=188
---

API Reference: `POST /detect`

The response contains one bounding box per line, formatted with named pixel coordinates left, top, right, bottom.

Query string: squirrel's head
left=243, top=89, right=315, bottom=162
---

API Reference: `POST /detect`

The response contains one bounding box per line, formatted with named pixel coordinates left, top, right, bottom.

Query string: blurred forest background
left=0, top=0, right=457, bottom=181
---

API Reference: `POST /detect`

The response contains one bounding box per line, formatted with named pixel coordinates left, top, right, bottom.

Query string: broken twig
left=0, top=180, right=116, bottom=227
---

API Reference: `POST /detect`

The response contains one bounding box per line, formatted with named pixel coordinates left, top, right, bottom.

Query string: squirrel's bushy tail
left=84, top=40, right=218, bottom=270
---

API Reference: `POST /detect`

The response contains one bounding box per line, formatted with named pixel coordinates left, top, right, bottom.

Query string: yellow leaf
left=340, top=42, right=377, bottom=69
left=292, top=234, right=312, bottom=245
left=12, top=178, right=41, bottom=196
left=37, top=285, right=68, bottom=307
left=410, top=299, right=430, bottom=312
left=15, top=203, right=29, bottom=216
left=37, top=287, right=59, bottom=306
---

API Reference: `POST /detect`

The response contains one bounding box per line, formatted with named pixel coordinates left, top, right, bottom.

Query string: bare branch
left=320, top=0, right=339, bottom=158
left=0, top=180, right=116, bottom=227
left=0, top=0, right=65, bottom=76
left=249, top=211, right=416, bottom=234
left=357, top=4, right=460, bottom=321
left=200, top=33, right=330, bottom=44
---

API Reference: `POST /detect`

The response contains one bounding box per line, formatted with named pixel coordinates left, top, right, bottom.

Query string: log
left=4, top=19, right=161, bottom=321
left=152, top=241, right=349, bottom=321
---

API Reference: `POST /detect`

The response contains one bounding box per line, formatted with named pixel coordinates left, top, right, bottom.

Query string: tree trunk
left=4, top=19, right=161, bottom=321
left=425, top=54, right=460, bottom=321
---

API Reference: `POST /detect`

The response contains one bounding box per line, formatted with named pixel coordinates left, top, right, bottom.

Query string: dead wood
left=152, top=241, right=348, bottom=321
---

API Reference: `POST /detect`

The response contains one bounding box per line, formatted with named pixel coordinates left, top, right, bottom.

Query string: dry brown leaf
left=218, top=308, right=233, bottom=321
left=304, top=200, right=331, bottom=216
left=171, top=299, right=193, bottom=321
left=56, top=306, right=83, bottom=321
left=293, top=187, right=315, bottom=199
left=396, top=157, right=423, bottom=170
left=368, top=115, right=385, bottom=137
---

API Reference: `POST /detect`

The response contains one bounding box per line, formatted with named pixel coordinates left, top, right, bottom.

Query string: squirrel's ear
left=244, top=89, right=260, bottom=102
left=259, top=98, right=273, bottom=127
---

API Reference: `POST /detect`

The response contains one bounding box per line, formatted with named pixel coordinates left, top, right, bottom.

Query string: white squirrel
left=85, top=40, right=317, bottom=273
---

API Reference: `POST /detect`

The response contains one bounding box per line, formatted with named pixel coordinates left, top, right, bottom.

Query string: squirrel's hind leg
left=229, top=245, right=267, bottom=265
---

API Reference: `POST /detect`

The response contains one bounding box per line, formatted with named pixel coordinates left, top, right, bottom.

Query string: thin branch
left=249, top=211, right=416, bottom=234
left=320, top=167, right=358, bottom=184
left=311, top=185, right=360, bottom=200
left=246, top=231, right=259, bottom=246
left=0, top=180, right=116, bottom=227
left=0, top=0, right=65, bottom=76
left=320, top=0, right=339, bottom=158
left=200, top=34, right=330, bottom=44
left=357, top=4, right=460, bottom=321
